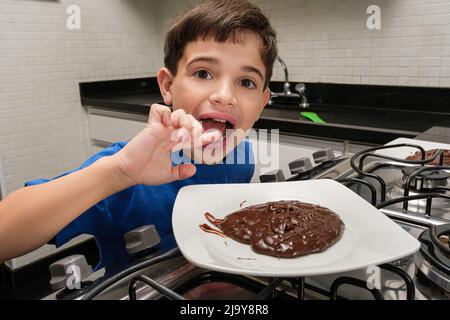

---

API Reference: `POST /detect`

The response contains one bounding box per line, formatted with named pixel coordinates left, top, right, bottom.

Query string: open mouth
left=197, top=113, right=237, bottom=139
left=200, top=118, right=234, bottom=137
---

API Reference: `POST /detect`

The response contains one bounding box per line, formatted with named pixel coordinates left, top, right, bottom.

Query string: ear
left=262, top=88, right=270, bottom=109
left=157, top=67, right=174, bottom=106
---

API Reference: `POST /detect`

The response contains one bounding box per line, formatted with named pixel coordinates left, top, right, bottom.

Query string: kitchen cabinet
left=87, top=107, right=147, bottom=154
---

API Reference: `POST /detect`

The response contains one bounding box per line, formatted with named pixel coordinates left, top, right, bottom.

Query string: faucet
left=268, top=56, right=309, bottom=108
left=294, top=83, right=310, bottom=109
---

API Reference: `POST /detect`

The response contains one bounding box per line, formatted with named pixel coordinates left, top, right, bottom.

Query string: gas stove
left=43, top=139, right=450, bottom=300
left=308, top=142, right=450, bottom=300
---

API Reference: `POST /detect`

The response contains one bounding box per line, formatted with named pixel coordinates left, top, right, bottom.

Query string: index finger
left=187, top=114, right=203, bottom=140
left=148, top=104, right=171, bottom=127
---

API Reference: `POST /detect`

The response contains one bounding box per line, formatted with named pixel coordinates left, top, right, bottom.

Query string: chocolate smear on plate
left=200, top=200, right=345, bottom=258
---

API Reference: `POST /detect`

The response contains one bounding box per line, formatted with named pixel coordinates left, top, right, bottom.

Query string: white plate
left=376, top=138, right=450, bottom=165
left=172, top=180, right=420, bottom=277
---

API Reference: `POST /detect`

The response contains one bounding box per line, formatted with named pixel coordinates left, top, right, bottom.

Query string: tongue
left=201, top=119, right=226, bottom=136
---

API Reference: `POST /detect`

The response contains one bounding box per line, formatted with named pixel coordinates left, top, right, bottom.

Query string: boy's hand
left=111, top=104, right=221, bottom=187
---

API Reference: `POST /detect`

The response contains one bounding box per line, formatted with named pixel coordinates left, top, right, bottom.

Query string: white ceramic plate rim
left=172, top=180, right=420, bottom=277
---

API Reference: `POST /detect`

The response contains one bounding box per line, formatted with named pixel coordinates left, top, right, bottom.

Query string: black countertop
left=415, top=118, right=450, bottom=143
left=255, top=105, right=450, bottom=145
left=79, top=78, right=450, bottom=145
left=82, top=92, right=164, bottom=113
left=260, top=105, right=446, bottom=134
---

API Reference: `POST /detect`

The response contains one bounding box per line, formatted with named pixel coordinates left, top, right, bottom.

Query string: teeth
left=212, top=118, right=227, bottom=123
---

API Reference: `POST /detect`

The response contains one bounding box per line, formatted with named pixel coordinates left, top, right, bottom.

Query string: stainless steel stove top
left=309, top=145, right=450, bottom=300
left=315, top=159, right=450, bottom=226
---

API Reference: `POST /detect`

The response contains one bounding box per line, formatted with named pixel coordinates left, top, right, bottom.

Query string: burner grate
left=126, top=264, right=415, bottom=301
left=347, top=144, right=450, bottom=219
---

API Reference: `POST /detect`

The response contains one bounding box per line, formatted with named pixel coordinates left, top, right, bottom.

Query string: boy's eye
left=194, top=70, right=212, bottom=80
left=239, top=78, right=256, bottom=89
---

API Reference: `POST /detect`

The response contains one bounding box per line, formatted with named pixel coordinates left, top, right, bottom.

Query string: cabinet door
left=89, top=114, right=146, bottom=143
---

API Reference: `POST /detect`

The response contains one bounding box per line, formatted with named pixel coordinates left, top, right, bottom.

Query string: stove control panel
left=259, top=148, right=347, bottom=183
left=124, top=225, right=161, bottom=255
left=49, top=254, right=92, bottom=291
left=313, top=148, right=336, bottom=164
left=288, top=157, right=314, bottom=175
left=259, top=169, right=286, bottom=183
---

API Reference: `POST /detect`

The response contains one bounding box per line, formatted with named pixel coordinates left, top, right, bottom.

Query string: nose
left=209, top=79, right=237, bottom=107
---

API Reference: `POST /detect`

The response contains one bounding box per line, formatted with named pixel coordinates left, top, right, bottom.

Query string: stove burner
left=402, top=166, right=449, bottom=191
left=431, top=225, right=450, bottom=257
left=416, top=224, right=450, bottom=296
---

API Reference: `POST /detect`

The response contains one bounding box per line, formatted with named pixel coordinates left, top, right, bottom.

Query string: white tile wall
left=156, top=0, right=450, bottom=87
left=0, top=0, right=162, bottom=195
left=253, top=0, right=450, bottom=87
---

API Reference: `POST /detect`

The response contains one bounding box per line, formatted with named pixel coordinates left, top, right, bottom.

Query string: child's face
left=158, top=32, right=270, bottom=159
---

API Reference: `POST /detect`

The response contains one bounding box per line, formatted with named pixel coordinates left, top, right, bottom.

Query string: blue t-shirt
left=25, top=140, right=254, bottom=272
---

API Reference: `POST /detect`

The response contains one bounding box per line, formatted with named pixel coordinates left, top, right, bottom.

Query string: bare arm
left=0, top=156, right=130, bottom=261
left=0, top=105, right=220, bottom=262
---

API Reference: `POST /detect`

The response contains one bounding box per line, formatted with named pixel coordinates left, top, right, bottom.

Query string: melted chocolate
left=405, top=149, right=450, bottom=166
left=202, top=200, right=345, bottom=258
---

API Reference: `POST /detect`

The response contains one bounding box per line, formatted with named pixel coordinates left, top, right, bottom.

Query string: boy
left=0, top=0, right=277, bottom=271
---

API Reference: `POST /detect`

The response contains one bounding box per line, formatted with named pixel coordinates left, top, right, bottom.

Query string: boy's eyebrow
left=186, top=56, right=219, bottom=68
left=186, top=56, right=264, bottom=82
left=241, top=66, right=264, bottom=83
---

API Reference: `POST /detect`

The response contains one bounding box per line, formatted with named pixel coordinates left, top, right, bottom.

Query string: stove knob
left=289, top=157, right=314, bottom=175
left=49, top=255, right=93, bottom=291
left=259, top=169, right=286, bottom=183
left=124, top=225, right=161, bottom=255
left=313, top=148, right=336, bottom=164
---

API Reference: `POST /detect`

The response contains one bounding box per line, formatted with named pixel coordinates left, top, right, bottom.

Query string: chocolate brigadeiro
left=200, top=200, right=345, bottom=258
left=405, top=149, right=450, bottom=166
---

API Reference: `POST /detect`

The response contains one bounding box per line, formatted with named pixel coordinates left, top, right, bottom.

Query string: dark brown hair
left=164, top=0, right=277, bottom=89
